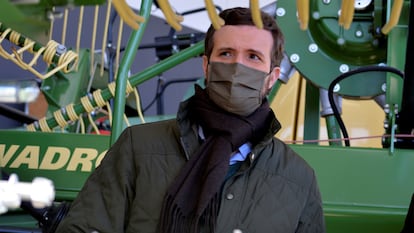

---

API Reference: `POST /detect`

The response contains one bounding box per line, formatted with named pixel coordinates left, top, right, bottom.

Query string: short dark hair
left=204, top=7, right=285, bottom=69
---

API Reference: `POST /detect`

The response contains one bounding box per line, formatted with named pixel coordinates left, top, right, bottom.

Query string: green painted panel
left=0, top=130, right=109, bottom=200
left=291, top=144, right=413, bottom=232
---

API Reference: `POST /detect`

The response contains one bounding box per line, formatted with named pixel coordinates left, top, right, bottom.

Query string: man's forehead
left=212, top=25, right=273, bottom=51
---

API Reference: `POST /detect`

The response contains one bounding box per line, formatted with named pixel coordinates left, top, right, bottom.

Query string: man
left=56, top=7, right=325, bottom=233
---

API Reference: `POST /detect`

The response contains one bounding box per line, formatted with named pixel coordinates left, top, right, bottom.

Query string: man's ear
left=267, top=66, right=280, bottom=89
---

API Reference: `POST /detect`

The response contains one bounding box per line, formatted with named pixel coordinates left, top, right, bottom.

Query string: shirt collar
left=198, top=126, right=252, bottom=165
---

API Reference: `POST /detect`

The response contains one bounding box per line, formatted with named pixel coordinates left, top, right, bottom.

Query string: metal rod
left=110, top=0, right=152, bottom=145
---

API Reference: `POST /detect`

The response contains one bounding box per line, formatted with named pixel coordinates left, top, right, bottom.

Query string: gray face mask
left=206, top=62, right=269, bottom=116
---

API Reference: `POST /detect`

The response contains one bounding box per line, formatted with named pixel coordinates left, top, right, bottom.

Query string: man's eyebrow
left=247, top=49, right=266, bottom=58
left=216, top=47, right=266, bottom=57
left=216, top=47, right=235, bottom=52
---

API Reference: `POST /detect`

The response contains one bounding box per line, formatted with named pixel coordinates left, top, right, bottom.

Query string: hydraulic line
left=0, top=103, right=38, bottom=124
left=328, top=65, right=404, bottom=147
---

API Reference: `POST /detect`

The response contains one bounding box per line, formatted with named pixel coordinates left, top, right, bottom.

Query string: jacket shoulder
left=120, top=119, right=182, bottom=155
left=125, top=119, right=178, bottom=139
left=257, top=138, right=317, bottom=188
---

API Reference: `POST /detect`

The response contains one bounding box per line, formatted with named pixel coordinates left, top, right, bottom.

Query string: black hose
left=0, top=103, right=38, bottom=124
left=328, top=65, right=404, bottom=147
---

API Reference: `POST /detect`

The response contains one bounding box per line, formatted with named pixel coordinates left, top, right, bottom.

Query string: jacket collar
left=176, top=97, right=282, bottom=160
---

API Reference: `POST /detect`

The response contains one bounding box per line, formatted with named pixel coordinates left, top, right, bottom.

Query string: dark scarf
left=157, top=85, right=273, bottom=233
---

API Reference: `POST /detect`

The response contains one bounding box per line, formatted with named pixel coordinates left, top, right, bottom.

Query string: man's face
left=203, top=25, right=280, bottom=95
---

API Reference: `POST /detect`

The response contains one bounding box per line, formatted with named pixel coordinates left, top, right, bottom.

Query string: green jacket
left=56, top=100, right=325, bottom=233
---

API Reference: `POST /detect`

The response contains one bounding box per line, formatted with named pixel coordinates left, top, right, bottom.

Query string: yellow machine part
left=272, top=72, right=384, bottom=148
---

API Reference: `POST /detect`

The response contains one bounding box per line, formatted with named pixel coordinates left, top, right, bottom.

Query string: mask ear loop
left=263, top=68, right=276, bottom=96
left=267, top=70, right=272, bottom=75
left=204, top=61, right=212, bottom=86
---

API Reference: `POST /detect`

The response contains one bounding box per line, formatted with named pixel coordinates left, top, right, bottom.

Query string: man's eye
left=249, top=54, right=261, bottom=60
left=220, top=52, right=231, bottom=57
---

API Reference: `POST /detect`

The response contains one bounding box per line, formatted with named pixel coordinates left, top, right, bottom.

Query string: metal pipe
left=110, top=0, right=152, bottom=145
left=325, top=115, right=343, bottom=146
